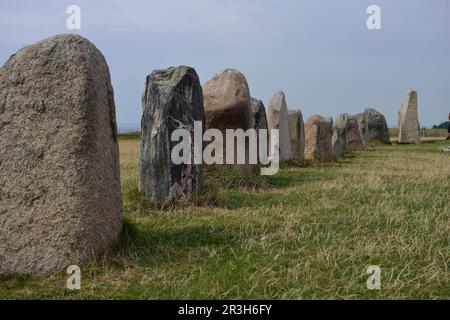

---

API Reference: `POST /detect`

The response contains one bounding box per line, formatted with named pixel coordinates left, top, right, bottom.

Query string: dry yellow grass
left=1, top=137, right=449, bottom=299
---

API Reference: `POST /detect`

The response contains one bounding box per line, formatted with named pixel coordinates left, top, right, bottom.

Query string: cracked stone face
left=0, top=34, right=122, bottom=276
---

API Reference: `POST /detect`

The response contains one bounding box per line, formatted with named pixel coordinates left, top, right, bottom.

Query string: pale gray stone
left=268, top=91, right=292, bottom=161
left=398, top=90, right=421, bottom=144
left=140, top=66, right=204, bottom=202
left=332, top=113, right=349, bottom=157
left=0, top=34, right=122, bottom=276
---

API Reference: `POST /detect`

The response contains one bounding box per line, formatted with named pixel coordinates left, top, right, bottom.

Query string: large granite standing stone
left=288, top=110, right=305, bottom=160
left=0, top=34, right=122, bottom=276
left=332, top=113, right=349, bottom=157
left=268, top=91, right=292, bottom=161
left=346, top=116, right=365, bottom=151
left=398, top=90, right=421, bottom=144
left=140, top=66, right=205, bottom=202
left=203, top=69, right=252, bottom=132
left=304, top=115, right=333, bottom=162
left=356, top=108, right=390, bottom=145
left=203, top=69, right=253, bottom=169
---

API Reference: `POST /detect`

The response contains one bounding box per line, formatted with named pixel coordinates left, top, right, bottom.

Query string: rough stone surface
left=268, top=91, right=292, bottom=161
left=304, top=115, right=333, bottom=162
left=346, top=115, right=365, bottom=151
left=356, top=108, right=390, bottom=145
left=398, top=90, right=421, bottom=144
left=203, top=69, right=252, bottom=132
left=250, top=97, right=268, bottom=131
left=0, top=34, right=122, bottom=276
left=140, top=66, right=205, bottom=203
left=288, top=110, right=305, bottom=160
left=202, top=69, right=253, bottom=170
left=332, top=113, right=349, bottom=157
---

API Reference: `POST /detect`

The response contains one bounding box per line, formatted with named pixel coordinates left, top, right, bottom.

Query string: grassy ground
left=1, top=137, right=449, bottom=300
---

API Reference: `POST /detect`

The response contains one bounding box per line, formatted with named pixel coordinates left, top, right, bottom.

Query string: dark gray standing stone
left=250, top=97, right=268, bottom=131
left=332, top=113, right=349, bottom=157
left=356, top=108, right=390, bottom=145
left=288, top=110, right=305, bottom=160
left=140, top=66, right=205, bottom=203
left=0, top=34, right=122, bottom=276
left=250, top=98, right=269, bottom=164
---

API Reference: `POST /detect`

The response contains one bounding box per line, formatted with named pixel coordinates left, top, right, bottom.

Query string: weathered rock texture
left=304, top=115, right=333, bottom=162
left=268, top=91, right=292, bottom=161
left=346, top=116, right=365, bottom=151
left=0, top=34, right=122, bottom=276
left=288, top=110, right=305, bottom=160
left=332, top=113, right=349, bottom=157
left=203, top=69, right=252, bottom=132
left=398, top=90, right=421, bottom=144
left=356, top=108, right=390, bottom=145
left=202, top=69, right=253, bottom=169
left=140, top=66, right=205, bottom=203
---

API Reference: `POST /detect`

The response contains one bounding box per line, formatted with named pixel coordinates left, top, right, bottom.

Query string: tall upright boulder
left=304, top=115, right=333, bottom=162
left=346, top=115, right=365, bottom=151
left=398, top=90, right=421, bottom=144
left=288, top=110, right=305, bottom=160
left=0, top=34, right=122, bottom=276
left=356, top=108, right=390, bottom=145
left=140, top=66, right=205, bottom=202
left=268, top=91, right=292, bottom=161
left=332, top=113, right=349, bottom=157
left=202, top=69, right=254, bottom=169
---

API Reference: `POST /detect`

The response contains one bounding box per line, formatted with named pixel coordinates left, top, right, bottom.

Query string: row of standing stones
left=0, top=34, right=421, bottom=276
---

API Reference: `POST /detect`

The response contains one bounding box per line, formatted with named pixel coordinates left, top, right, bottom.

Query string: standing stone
left=288, top=110, right=305, bottom=160
left=346, top=115, right=365, bottom=151
left=203, top=69, right=254, bottom=170
left=250, top=97, right=268, bottom=131
left=250, top=98, right=269, bottom=163
left=356, top=108, right=390, bottom=145
left=332, top=113, right=349, bottom=157
left=304, top=115, right=333, bottom=162
left=268, top=91, right=292, bottom=161
left=398, top=90, right=421, bottom=144
left=0, top=34, right=122, bottom=276
left=140, top=66, right=205, bottom=203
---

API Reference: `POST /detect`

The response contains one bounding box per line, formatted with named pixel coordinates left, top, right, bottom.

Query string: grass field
left=1, top=136, right=449, bottom=300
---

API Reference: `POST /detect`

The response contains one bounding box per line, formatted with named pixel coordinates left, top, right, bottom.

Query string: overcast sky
left=1, top=0, right=449, bottom=130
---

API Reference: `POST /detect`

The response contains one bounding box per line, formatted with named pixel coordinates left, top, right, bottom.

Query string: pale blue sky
left=1, top=0, right=449, bottom=130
